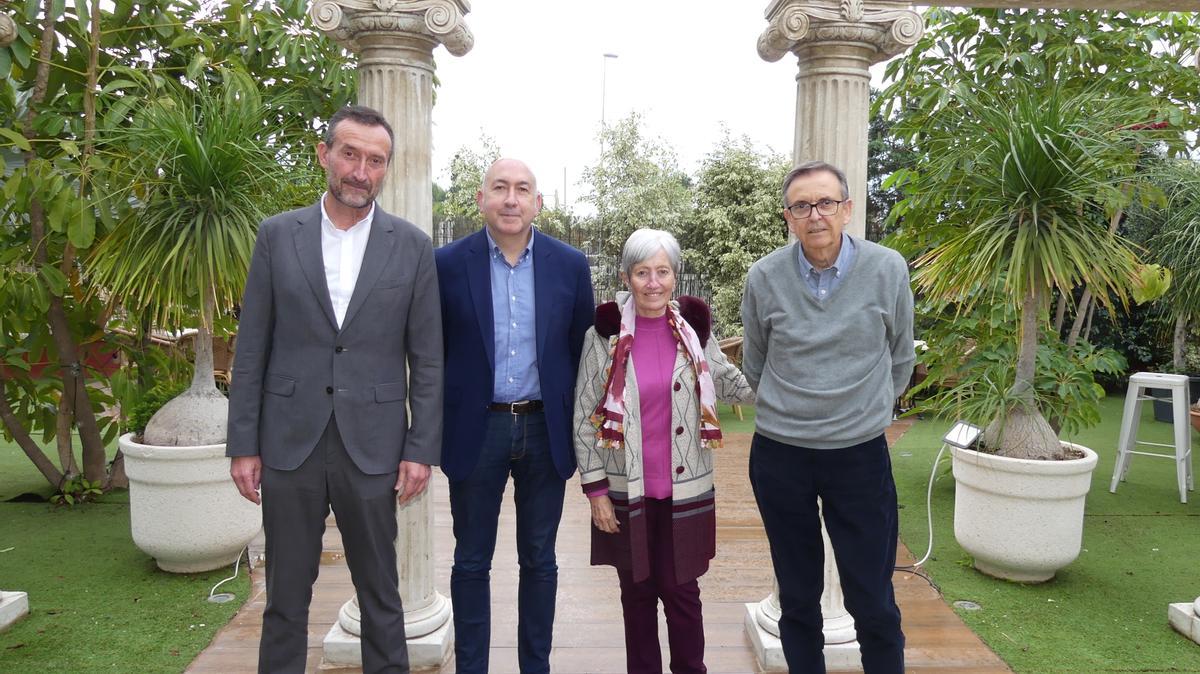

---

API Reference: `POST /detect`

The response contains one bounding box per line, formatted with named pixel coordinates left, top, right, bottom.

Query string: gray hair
left=781, top=160, right=849, bottom=206
left=620, top=228, right=682, bottom=277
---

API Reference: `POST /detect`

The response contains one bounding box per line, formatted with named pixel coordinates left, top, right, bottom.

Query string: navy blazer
left=435, top=228, right=594, bottom=481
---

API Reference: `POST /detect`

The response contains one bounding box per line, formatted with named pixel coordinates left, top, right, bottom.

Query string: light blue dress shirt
left=798, top=233, right=857, bottom=301
left=487, top=228, right=541, bottom=402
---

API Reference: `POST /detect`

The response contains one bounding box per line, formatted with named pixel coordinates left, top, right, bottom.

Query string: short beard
left=329, top=178, right=376, bottom=209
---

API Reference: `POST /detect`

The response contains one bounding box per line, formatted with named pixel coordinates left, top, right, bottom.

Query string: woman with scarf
left=572, top=228, right=755, bottom=674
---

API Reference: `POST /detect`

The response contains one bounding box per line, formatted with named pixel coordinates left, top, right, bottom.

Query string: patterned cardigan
left=572, top=295, right=755, bottom=583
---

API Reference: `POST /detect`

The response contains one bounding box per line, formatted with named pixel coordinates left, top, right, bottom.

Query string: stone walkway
left=188, top=422, right=1011, bottom=673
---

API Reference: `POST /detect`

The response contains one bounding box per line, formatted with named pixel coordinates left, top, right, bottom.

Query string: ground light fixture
left=907, top=421, right=984, bottom=568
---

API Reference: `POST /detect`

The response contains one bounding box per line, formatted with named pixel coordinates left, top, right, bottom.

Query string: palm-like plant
left=1147, top=160, right=1200, bottom=372
left=89, top=69, right=309, bottom=446
left=904, top=81, right=1158, bottom=460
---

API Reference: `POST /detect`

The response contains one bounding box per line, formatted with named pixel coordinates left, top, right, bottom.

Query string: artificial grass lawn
left=0, top=439, right=249, bottom=673
left=892, top=397, right=1200, bottom=673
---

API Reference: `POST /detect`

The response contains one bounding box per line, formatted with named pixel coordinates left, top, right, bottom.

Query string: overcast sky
left=429, top=1, right=825, bottom=209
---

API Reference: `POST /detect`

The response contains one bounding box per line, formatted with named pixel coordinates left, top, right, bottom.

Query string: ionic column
left=758, top=0, right=922, bottom=237
left=309, top=0, right=472, bottom=668
left=748, top=3, right=922, bottom=670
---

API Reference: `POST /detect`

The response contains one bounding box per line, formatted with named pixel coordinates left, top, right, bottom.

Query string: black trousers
left=749, top=432, right=905, bottom=674
left=259, top=415, right=408, bottom=673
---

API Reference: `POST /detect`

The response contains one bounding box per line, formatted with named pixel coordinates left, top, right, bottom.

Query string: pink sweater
left=631, top=314, right=676, bottom=499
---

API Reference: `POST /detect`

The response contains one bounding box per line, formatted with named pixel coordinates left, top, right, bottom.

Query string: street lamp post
left=598, top=52, right=618, bottom=270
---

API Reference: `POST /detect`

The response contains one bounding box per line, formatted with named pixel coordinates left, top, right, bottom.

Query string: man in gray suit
left=227, top=105, right=443, bottom=674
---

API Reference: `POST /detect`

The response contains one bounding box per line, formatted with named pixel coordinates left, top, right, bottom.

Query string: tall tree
left=581, top=112, right=692, bottom=295
left=689, top=132, right=789, bottom=336
left=904, top=82, right=1159, bottom=460
left=0, top=0, right=353, bottom=491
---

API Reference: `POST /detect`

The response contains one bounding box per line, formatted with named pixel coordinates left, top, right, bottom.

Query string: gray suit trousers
left=259, top=415, right=408, bottom=673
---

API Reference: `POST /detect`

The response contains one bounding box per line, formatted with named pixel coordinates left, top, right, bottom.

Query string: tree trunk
left=1013, top=286, right=1041, bottom=405
left=0, top=369, right=64, bottom=487
left=1066, top=287, right=1092, bottom=348
left=55, top=394, right=79, bottom=478
left=1083, top=298, right=1096, bottom=343
left=983, top=284, right=1063, bottom=460
left=1053, top=291, right=1068, bottom=335
left=104, top=451, right=128, bottom=490
left=191, top=287, right=218, bottom=394
left=1066, top=204, right=1124, bottom=349
left=1174, top=314, right=1189, bottom=373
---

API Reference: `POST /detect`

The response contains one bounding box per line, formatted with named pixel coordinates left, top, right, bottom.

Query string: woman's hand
left=589, top=494, right=620, bottom=533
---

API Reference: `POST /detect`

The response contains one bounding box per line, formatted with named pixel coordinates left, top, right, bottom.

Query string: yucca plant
left=1146, top=159, right=1200, bottom=373
left=901, top=81, right=1162, bottom=460
left=88, top=69, right=309, bottom=446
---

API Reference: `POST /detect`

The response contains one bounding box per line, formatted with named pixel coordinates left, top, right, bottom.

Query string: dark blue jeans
left=448, top=410, right=564, bottom=674
left=749, top=432, right=905, bottom=674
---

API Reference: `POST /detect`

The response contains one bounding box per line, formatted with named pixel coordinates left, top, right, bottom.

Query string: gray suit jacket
left=226, top=201, right=443, bottom=474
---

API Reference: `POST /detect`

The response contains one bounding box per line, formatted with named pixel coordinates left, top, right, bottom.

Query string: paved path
left=189, top=422, right=1011, bottom=673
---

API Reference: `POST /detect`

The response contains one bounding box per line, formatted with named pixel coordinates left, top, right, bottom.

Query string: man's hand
left=395, top=461, right=431, bottom=507
left=589, top=494, right=620, bottom=534
left=230, top=456, right=263, bottom=505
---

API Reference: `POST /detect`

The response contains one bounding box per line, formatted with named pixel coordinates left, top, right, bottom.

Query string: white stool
left=1110, top=372, right=1194, bottom=503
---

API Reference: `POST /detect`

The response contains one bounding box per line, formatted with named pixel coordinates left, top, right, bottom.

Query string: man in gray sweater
left=741, top=160, right=914, bottom=674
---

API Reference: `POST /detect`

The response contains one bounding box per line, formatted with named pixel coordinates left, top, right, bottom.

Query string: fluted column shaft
left=309, top=0, right=472, bottom=666
left=792, top=44, right=873, bottom=236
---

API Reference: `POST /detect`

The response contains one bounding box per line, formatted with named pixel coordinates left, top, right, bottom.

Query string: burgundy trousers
left=615, top=497, right=707, bottom=674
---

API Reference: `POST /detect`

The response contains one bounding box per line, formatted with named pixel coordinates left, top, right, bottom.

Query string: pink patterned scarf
left=590, top=294, right=722, bottom=451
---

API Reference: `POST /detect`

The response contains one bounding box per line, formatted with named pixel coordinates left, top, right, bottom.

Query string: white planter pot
left=120, top=433, right=262, bottom=573
left=951, top=441, right=1098, bottom=583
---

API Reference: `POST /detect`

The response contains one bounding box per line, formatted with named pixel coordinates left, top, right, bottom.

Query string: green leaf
left=186, top=53, right=209, bottom=81
left=39, top=265, right=69, bottom=296
left=59, top=139, right=81, bottom=157
left=0, top=127, right=32, bottom=151
left=100, top=78, right=140, bottom=94
left=47, top=190, right=70, bottom=233
left=68, top=201, right=96, bottom=248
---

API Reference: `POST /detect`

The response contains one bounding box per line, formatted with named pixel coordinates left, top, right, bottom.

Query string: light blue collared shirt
left=487, top=228, right=540, bottom=403
left=798, top=233, right=856, bottom=301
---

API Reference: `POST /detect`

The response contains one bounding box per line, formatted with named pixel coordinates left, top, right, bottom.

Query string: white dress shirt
left=320, top=193, right=375, bottom=328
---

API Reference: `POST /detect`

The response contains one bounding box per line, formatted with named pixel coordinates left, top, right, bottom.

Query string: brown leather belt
left=488, top=400, right=544, bottom=414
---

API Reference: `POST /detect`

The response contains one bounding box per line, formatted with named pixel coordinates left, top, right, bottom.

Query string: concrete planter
left=951, top=442, right=1098, bottom=583
left=120, top=433, right=261, bottom=573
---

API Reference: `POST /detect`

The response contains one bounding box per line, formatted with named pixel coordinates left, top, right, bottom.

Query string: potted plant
left=897, top=80, right=1164, bottom=582
left=87, top=70, right=302, bottom=572
left=1190, top=401, right=1200, bottom=435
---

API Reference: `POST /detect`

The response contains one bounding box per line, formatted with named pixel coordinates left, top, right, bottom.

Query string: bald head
left=477, top=157, right=543, bottom=246
left=482, top=158, right=538, bottom=193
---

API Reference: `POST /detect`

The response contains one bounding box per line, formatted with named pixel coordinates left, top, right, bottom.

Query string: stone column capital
left=757, top=0, right=923, bottom=64
left=0, top=13, right=17, bottom=48
left=309, top=0, right=473, bottom=56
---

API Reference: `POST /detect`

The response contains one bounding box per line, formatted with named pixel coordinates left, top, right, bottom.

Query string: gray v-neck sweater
left=740, top=238, right=915, bottom=449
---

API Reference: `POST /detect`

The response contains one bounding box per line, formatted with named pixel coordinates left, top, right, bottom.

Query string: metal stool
left=1110, top=372, right=1194, bottom=503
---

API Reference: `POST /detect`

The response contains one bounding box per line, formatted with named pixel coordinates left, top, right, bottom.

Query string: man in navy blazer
left=435, top=158, right=593, bottom=673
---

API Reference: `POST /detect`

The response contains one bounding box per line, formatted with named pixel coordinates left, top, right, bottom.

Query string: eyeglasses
left=786, top=198, right=844, bottom=218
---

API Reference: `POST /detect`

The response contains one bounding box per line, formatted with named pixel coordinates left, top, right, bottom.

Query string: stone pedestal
left=309, top=0, right=472, bottom=667
left=1169, top=597, right=1200, bottom=645
left=0, top=591, right=29, bottom=632
left=758, top=0, right=923, bottom=238
left=744, top=500, right=862, bottom=671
